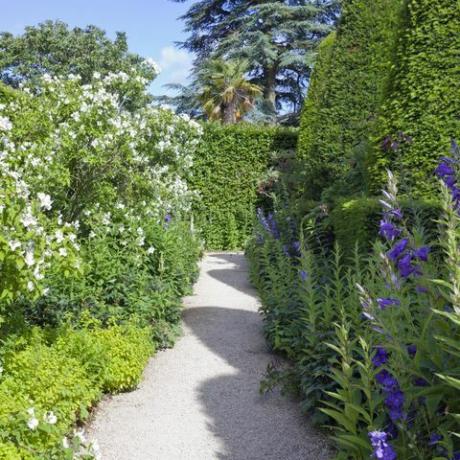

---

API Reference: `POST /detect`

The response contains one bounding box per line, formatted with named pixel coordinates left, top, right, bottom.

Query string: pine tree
left=172, top=0, right=339, bottom=118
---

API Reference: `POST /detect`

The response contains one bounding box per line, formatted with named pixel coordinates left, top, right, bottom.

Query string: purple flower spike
left=372, top=346, right=389, bottom=368
left=435, top=161, right=455, bottom=178
left=388, top=238, right=409, bottom=261
left=416, top=285, right=428, bottom=294
left=414, top=246, right=430, bottom=261
left=379, top=221, right=401, bottom=240
left=299, top=270, right=308, bottom=281
left=368, top=431, right=397, bottom=460
left=376, top=370, right=399, bottom=390
left=398, top=253, right=415, bottom=278
left=377, top=297, right=401, bottom=309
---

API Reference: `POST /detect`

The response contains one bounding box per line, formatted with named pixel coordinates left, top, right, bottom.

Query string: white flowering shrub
left=0, top=61, right=202, bottom=457
left=0, top=118, right=79, bottom=312
left=0, top=66, right=202, bottom=325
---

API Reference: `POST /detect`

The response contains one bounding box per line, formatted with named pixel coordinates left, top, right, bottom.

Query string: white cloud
left=159, top=46, right=193, bottom=84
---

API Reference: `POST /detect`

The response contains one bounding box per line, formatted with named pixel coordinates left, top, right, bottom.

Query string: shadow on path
left=182, top=253, right=331, bottom=460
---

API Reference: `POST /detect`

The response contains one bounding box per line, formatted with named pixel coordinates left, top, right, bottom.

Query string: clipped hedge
left=191, top=123, right=298, bottom=249
left=371, top=0, right=460, bottom=196
left=298, top=0, right=402, bottom=201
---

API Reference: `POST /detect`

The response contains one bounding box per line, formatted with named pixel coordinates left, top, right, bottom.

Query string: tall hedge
left=298, top=0, right=402, bottom=201
left=191, top=123, right=298, bottom=250
left=371, top=0, right=460, bottom=196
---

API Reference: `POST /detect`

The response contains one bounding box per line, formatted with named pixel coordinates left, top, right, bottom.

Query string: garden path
left=89, top=253, right=331, bottom=460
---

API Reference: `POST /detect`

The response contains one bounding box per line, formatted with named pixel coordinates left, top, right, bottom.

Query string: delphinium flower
left=372, top=347, right=406, bottom=423
left=435, top=141, right=460, bottom=212
left=368, top=431, right=397, bottom=460
left=380, top=171, right=430, bottom=280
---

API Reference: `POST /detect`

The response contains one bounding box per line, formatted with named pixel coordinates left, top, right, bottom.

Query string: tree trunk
left=263, top=66, right=277, bottom=115
left=222, top=100, right=237, bottom=124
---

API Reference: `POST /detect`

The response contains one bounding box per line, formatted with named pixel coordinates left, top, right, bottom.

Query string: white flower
left=24, top=249, right=35, bottom=267
left=21, top=210, right=37, bottom=228
left=59, top=248, right=68, bottom=257
left=143, top=57, right=161, bottom=75
left=27, top=407, right=35, bottom=416
left=37, top=192, right=53, bottom=210
left=147, top=246, right=155, bottom=255
left=27, top=416, right=39, bottom=430
left=34, top=267, right=44, bottom=280
left=44, top=411, right=57, bottom=425
left=0, top=365, right=3, bottom=376
left=137, top=237, right=145, bottom=247
left=102, top=212, right=111, bottom=225
left=43, top=287, right=50, bottom=296
left=0, top=116, right=12, bottom=131
left=55, top=230, right=64, bottom=243
left=8, top=240, right=21, bottom=251
left=116, top=203, right=125, bottom=210
left=89, top=231, right=96, bottom=239
left=62, top=437, right=70, bottom=449
left=27, top=281, right=34, bottom=292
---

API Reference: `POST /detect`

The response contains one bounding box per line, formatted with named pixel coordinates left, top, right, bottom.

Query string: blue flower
left=379, top=221, right=401, bottom=240
left=377, top=297, right=400, bottom=309
left=387, top=238, right=409, bottom=261
left=428, top=433, right=443, bottom=446
left=292, top=241, right=301, bottom=255
left=435, top=161, right=455, bottom=179
left=397, top=253, right=415, bottom=278
left=164, top=213, right=172, bottom=223
left=299, top=270, right=308, bottom=281
left=376, top=370, right=398, bottom=390
left=372, top=346, right=389, bottom=367
left=385, top=389, right=405, bottom=422
left=407, top=344, right=417, bottom=358
left=368, top=431, right=397, bottom=460
left=413, top=246, right=430, bottom=262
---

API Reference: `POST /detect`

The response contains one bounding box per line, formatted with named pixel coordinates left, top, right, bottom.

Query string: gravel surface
left=89, top=252, right=332, bottom=460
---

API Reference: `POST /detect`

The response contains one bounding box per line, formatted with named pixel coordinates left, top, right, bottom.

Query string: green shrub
left=370, top=0, right=460, bottom=196
left=191, top=123, right=298, bottom=250
left=298, top=0, right=402, bottom=201
left=0, top=322, right=152, bottom=458
left=55, top=319, right=153, bottom=393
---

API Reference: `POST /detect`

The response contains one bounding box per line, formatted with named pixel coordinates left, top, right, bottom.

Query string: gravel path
left=89, top=252, right=331, bottom=460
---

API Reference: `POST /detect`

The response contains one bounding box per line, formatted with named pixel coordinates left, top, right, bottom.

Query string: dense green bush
left=0, top=322, right=152, bottom=459
left=190, top=123, right=297, bottom=249
left=297, top=0, right=402, bottom=201
left=370, top=0, right=460, bottom=196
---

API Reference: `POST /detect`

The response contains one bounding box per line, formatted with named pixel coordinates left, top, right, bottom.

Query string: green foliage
left=169, top=0, right=339, bottom=117
left=298, top=0, right=402, bottom=201
left=0, top=49, right=201, bottom=458
left=0, top=322, right=152, bottom=458
left=329, top=197, right=442, bottom=260
left=370, top=0, right=460, bottom=196
left=191, top=123, right=298, bottom=249
left=249, top=168, right=460, bottom=458
left=0, top=20, right=158, bottom=90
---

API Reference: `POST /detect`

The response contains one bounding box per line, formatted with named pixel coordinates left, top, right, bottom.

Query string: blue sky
left=0, top=0, right=193, bottom=95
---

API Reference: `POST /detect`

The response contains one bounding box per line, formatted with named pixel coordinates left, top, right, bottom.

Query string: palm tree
left=197, top=59, right=262, bottom=124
